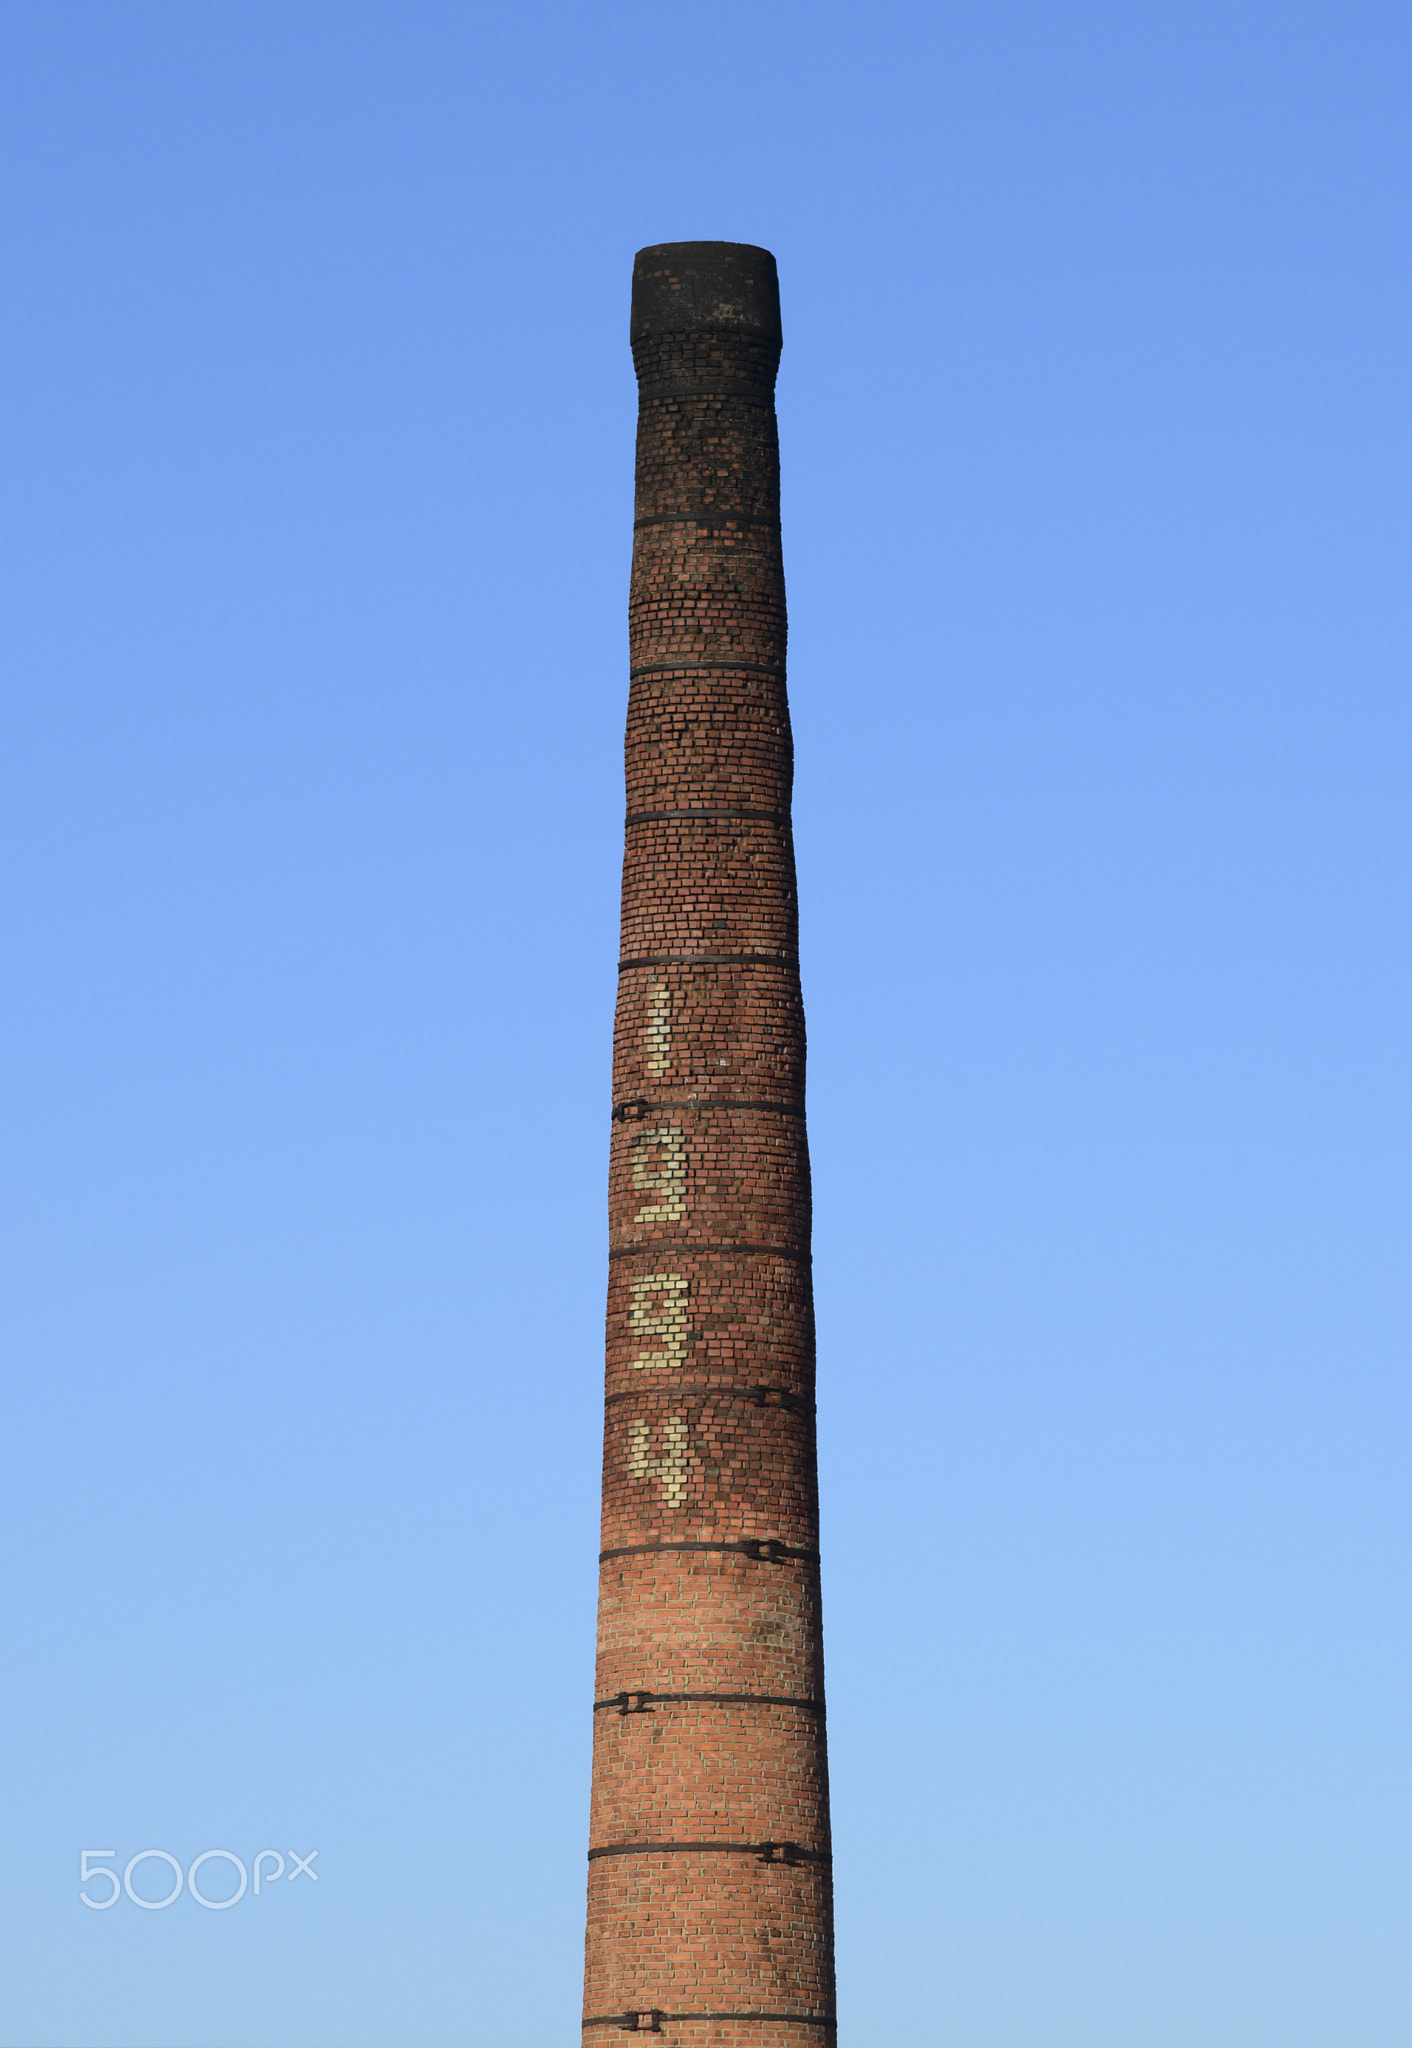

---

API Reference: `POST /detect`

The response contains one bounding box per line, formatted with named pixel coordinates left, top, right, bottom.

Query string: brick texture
left=583, top=244, right=836, bottom=2045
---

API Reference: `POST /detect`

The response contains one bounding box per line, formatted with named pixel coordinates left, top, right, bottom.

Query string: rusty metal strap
left=599, top=1538, right=819, bottom=1566
left=587, top=1839, right=829, bottom=1866
left=612, top=1096, right=803, bottom=1121
left=618, top=951, right=798, bottom=971
left=606, top=1241, right=810, bottom=1264
left=628, top=661, right=785, bottom=678
left=593, top=1689, right=823, bottom=1716
left=584, top=2013, right=834, bottom=2034
left=603, top=1384, right=813, bottom=1414
left=635, top=383, right=776, bottom=404
left=633, top=512, right=781, bottom=531
left=624, top=807, right=787, bottom=825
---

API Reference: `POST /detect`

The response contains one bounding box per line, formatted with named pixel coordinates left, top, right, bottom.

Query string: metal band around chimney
left=586, top=1842, right=829, bottom=1871
left=629, top=661, right=785, bottom=678
left=594, top=1689, right=822, bottom=1715
left=618, top=950, right=797, bottom=970
left=636, top=385, right=776, bottom=407
left=583, top=2013, right=835, bottom=2033
left=612, top=1096, right=804, bottom=1120
left=603, top=1384, right=813, bottom=1414
left=624, top=807, right=788, bottom=825
left=599, top=1538, right=818, bottom=1566
left=634, top=513, right=781, bottom=532
left=607, top=1241, right=810, bottom=1264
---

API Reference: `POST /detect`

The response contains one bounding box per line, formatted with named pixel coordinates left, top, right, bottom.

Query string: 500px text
left=80, top=1849, right=318, bottom=1909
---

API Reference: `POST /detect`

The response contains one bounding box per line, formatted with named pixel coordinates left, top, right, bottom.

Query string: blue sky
left=1, top=4, right=1407, bottom=2043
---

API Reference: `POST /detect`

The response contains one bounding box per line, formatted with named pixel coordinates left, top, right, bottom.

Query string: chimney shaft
left=582, top=244, right=836, bottom=2044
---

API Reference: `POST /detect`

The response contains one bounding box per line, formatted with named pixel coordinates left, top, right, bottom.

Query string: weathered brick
left=583, top=243, right=835, bottom=2047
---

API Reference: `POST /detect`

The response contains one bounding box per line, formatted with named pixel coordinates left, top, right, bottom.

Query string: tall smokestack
left=582, top=245, right=836, bottom=2043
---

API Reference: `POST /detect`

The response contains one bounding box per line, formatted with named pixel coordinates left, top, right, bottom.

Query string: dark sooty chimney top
left=630, top=241, right=782, bottom=348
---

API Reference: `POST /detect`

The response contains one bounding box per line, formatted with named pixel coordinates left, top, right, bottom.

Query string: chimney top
left=631, top=242, right=781, bottom=348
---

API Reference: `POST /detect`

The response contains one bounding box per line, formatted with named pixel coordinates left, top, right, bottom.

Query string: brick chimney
left=583, top=243, right=836, bottom=2046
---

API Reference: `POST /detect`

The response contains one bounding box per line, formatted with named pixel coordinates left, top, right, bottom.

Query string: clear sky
left=1, top=4, right=1407, bottom=2044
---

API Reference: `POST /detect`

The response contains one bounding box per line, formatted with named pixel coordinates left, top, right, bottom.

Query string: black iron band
left=594, top=1689, right=822, bottom=1716
left=612, top=1096, right=803, bottom=1121
left=587, top=1839, right=829, bottom=1866
left=584, top=2013, right=834, bottom=2034
left=604, top=1383, right=813, bottom=1414
left=634, top=513, right=781, bottom=531
left=636, top=383, right=776, bottom=404
left=599, top=1538, right=818, bottom=1566
left=624, top=807, right=787, bottom=825
left=629, top=661, right=784, bottom=679
left=618, top=951, right=797, bottom=970
left=607, top=1241, right=810, bottom=1264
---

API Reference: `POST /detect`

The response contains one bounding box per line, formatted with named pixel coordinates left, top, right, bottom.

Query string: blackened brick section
left=584, top=244, right=835, bottom=2042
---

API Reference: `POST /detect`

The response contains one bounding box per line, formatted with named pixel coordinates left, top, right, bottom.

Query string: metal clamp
left=747, top=1383, right=809, bottom=1412
left=612, top=1098, right=652, bottom=1122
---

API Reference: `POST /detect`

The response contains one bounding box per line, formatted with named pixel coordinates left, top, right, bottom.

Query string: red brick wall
left=583, top=244, right=836, bottom=2045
